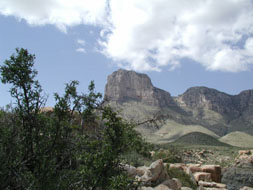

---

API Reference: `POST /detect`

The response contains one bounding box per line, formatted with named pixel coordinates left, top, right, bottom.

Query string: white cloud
left=0, top=0, right=109, bottom=32
left=77, top=39, right=85, bottom=46
left=76, top=48, right=86, bottom=53
left=99, top=0, right=253, bottom=72
left=1, top=0, right=253, bottom=72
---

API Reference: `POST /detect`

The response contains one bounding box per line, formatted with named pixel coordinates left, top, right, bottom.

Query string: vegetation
left=166, top=167, right=197, bottom=190
left=0, top=48, right=151, bottom=189
left=152, top=148, right=182, bottom=163
left=171, top=132, right=230, bottom=147
left=219, top=131, right=253, bottom=148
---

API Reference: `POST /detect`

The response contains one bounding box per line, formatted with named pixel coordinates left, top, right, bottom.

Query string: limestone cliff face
left=176, top=87, right=239, bottom=117
left=176, top=87, right=253, bottom=120
left=104, top=69, right=253, bottom=136
left=104, top=69, right=175, bottom=107
left=233, top=90, right=253, bottom=112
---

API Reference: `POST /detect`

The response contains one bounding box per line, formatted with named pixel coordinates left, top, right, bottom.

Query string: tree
left=0, top=48, right=151, bottom=189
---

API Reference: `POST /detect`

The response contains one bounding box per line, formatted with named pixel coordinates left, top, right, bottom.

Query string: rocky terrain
left=122, top=149, right=253, bottom=190
left=105, top=69, right=177, bottom=108
left=104, top=69, right=253, bottom=145
left=104, top=69, right=253, bottom=189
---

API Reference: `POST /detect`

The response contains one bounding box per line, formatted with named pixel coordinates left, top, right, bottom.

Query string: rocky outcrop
left=222, top=150, right=253, bottom=190
left=235, top=150, right=253, bottom=167
left=104, top=69, right=253, bottom=136
left=176, top=87, right=238, bottom=116
left=233, top=90, right=253, bottom=112
left=169, top=163, right=225, bottom=190
left=123, top=160, right=182, bottom=190
left=123, top=159, right=230, bottom=190
left=104, top=69, right=176, bottom=107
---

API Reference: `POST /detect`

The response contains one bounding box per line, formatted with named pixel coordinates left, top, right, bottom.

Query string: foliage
left=152, top=148, right=181, bottom=163
left=0, top=48, right=149, bottom=189
left=121, top=151, right=153, bottom=167
left=166, top=167, right=197, bottom=190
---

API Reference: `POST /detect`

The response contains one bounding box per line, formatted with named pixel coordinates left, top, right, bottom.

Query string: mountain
left=171, top=132, right=230, bottom=147
left=104, top=69, right=253, bottom=145
left=104, top=69, right=176, bottom=108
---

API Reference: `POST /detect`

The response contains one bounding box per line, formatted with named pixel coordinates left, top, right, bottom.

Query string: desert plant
left=167, top=167, right=197, bottom=190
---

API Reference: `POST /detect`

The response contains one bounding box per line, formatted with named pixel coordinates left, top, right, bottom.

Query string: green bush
left=0, top=48, right=148, bottom=189
left=167, top=167, right=197, bottom=190
left=153, top=148, right=181, bottom=163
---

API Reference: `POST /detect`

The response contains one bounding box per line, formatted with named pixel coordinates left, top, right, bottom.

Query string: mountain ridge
left=104, top=69, right=253, bottom=144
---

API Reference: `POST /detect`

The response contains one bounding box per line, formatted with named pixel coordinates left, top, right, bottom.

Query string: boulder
left=193, top=172, right=212, bottom=182
left=161, top=178, right=181, bottom=190
left=135, top=159, right=170, bottom=186
left=185, top=167, right=198, bottom=185
left=137, top=166, right=149, bottom=176
left=140, top=187, right=154, bottom=190
left=122, top=164, right=137, bottom=177
left=154, top=184, right=172, bottom=190
left=198, top=181, right=226, bottom=188
left=201, top=165, right=221, bottom=183
left=239, top=150, right=251, bottom=156
left=181, top=187, right=193, bottom=190
left=169, top=163, right=186, bottom=171
left=149, top=159, right=169, bottom=184
left=240, top=187, right=253, bottom=190
left=222, top=167, right=253, bottom=190
left=187, top=164, right=202, bottom=173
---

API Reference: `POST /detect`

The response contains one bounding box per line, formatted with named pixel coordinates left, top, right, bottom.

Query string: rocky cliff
left=104, top=69, right=176, bottom=107
left=104, top=69, right=253, bottom=138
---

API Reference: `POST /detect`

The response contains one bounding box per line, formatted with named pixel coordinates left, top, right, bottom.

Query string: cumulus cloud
left=0, top=0, right=109, bottom=32
left=76, top=48, right=86, bottom=53
left=77, top=39, right=85, bottom=46
left=1, top=0, right=253, bottom=72
left=100, top=0, right=253, bottom=72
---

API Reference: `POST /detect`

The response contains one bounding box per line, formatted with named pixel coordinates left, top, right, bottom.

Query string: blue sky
left=0, top=0, right=253, bottom=107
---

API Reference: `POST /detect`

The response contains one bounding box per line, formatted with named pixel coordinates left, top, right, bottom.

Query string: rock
left=176, top=86, right=239, bottom=117
left=149, top=159, right=168, bottom=184
left=201, top=165, right=221, bottom=183
left=150, top=151, right=156, bottom=157
left=172, top=178, right=182, bottom=190
left=240, top=186, right=253, bottom=190
left=169, top=163, right=186, bottom=171
left=140, top=170, right=152, bottom=185
left=236, top=150, right=253, bottom=167
left=40, top=106, right=54, bottom=112
left=154, top=184, right=172, bottom=190
left=140, top=187, right=154, bottom=190
left=198, top=181, right=226, bottom=188
left=161, top=178, right=181, bottom=190
left=104, top=69, right=176, bottom=107
left=193, top=172, right=212, bottom=182
left=136, top=159, right=170, bottom=186
left=239, top=150, right=251, bottom=156
left=187, top=164, right=202, bottom=173
left=222, top=166, right=253, bottom=190
left=185, top=167, right=198, bottom=186
left=181, top=187, right=193, bottom=190
left=122, top=164, right=137, bottom=177
left=137, top=166, right=149, bottom=176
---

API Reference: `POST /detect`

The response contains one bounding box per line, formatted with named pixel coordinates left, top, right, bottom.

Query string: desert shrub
left=121, top=151, right=153, bottom=167
left=0, top=48, right=147, bottom=189
left=167, top=167, right=197, bottom=190
left=153, top=148, right=181, bottom=163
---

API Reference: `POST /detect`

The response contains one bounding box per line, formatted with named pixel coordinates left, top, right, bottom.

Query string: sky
left=0, top=0, right=253, bottom=107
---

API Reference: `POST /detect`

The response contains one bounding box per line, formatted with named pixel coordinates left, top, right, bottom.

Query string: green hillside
left=171, top=132, right=230, bottom=146
left=219, top=131, right=253, bottom=147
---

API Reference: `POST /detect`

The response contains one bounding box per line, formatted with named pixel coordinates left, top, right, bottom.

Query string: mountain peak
left=104, top=69, right=175, bottom=107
